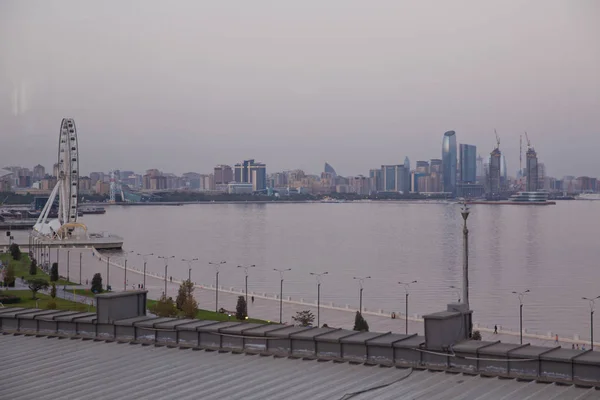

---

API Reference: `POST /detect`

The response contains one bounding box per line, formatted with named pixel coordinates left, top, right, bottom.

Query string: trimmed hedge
left=0, top=295, right=21, bottom=304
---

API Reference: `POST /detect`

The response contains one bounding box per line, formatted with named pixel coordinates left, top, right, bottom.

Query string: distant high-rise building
left=538, top=163, right=547, bottom=190
left=442, top=131, right=457, bottom=194
left=396, top=165, right=409, bottom=194
left=476, top=154, right=484, bottom=180
left=459, top=144, right=477, bottom=184
left=53, top=163, right=60, bottom=178
left=526, top=147, right=538, bottom=191
left=33, top=164, right=45, bottom=181
left=249, top=163, right=267, bottom=191
left=324, top=162, right=337, bottom=177
left=488, top=148, right=502, bottom=195
left=382, top=165, right=397, bottom=191
left=430, top=159, right=442, bottom=173
left=415, top=161, right=429, bottom=174
left=235, top=160, right=264, bottom=186
left=381, top=165, right=408, bottom=193
left=214, top=165, right=233, bottom=185
left=369, top=169, right=383, bottom=192
left=500, top=155, right=508, bottom=190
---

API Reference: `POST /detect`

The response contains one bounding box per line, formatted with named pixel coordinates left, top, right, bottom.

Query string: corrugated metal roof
left=1, top=334, right=599, bottom=400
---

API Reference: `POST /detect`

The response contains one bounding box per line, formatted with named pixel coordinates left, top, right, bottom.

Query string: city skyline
left=1, top=1, right=599, bottom=177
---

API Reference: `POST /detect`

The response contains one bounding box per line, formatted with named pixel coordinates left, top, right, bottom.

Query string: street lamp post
left=137, top=253, right=154, bottom=289
left=399, top=281, right=418, bottom=335
left=274, top=268, right=291, bottom=324
left=512, top=289, right=530, bottom=344
left=79, top=252, right=82, bottom=285
left=460, top=203, right=470, bottom=310
left=106, top=256, right=110, bottom=291
left=124, top=250, right=135, bottom=291
left=310, top=272, right=328, bottom=327
left=582, top=296, right=600, bottom=350
left=182, top=258, right=199, bottom=282
left=67, top=250, right=70, bottom=282
left=209, top=261, right=226, bottom=312
left=353, top=276, right=371, bottom=314
left=449, top=285, right=461, bottom=302
left=237, top=264, right=255, bottom=316
left=158, top=256, right=175, bottom=296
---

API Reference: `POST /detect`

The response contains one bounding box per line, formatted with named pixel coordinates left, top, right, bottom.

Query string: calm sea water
left=82, top=201, right=600, bottom=338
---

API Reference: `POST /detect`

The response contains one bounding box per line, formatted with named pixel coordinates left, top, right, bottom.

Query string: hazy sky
left=1, top=0, right=598, bottom=177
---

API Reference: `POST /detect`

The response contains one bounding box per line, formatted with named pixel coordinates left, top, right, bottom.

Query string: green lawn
left=1, top=290, right=95, bottom=312
left=0, top=253, right=77, bottom=286
left=146, top=299, right=269, bottom=324
left=71, top=288, right=96, bottom=298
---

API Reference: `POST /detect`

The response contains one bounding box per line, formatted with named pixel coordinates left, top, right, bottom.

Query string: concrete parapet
left=0, top=307, right=598, bottom=386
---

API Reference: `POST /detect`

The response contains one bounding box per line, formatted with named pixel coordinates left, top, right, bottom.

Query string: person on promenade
left=494, top=325, right=498, bottom=334
left=555, top=334, right=559, bottom=344
left=251, top=296, right=255, bottom=303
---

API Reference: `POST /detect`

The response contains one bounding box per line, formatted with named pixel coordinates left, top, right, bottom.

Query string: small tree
left=50, top=263, right=59, bottom=282
left=3, top=264, right=15, bottom=287
left=9, top=243, right=21, bottom=261
left=50, top=282, right=57, bottom=298
left=91, top=273, right=103, bottom=293
left=353, top=311, right=369, bottom=332
left=176, top=280, right=195, bottom=310
left=472, top=330, right=482, bottom=340
left=181, top=295, right=199, bottom=319
left=27, top=278, right=49, bottom=300
left=236, top=296, right=247, bottom=320
left=46, top=300, right=57, bottom=310
left=149, top=294, right=177, bottom=317
left=292, top=310, right=315, bottom=327
left=29, top=259, right=37, bottom=276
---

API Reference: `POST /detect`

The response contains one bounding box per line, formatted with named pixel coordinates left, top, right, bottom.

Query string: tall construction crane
left=524, top=131, right=532, bottom=149
left=494, top=129, right=500, bottom=149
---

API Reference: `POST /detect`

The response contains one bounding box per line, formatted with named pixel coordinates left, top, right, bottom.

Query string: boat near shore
left=467, top=192, right=555, bottom=206
left=80, top=206, right=107, bottom=215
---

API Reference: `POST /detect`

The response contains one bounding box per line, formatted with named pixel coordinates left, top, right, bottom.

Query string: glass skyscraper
left=459, top=144, right=477, bottom=184
left=442, top=131, right=457, bottom=194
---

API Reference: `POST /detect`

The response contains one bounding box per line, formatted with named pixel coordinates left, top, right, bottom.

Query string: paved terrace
left=5, top=245, right=596, bottom=349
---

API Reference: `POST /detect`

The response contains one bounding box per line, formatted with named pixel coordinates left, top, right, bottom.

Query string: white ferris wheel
left=34, top=118, right=85, bottom=239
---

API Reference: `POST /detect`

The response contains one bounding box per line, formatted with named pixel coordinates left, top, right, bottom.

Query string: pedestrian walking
left=572, top=344, right=575, bottom=349
left=555, top=334, right=559, bottom=344
left=494, top=325, right=498, bottom=334
left=170, top=276, right=172, bottom=282
left=251, top=296, right=255, bottom=303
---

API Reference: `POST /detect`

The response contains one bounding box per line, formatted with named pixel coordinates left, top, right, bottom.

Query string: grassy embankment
left=71, top=288, right=269, bottom=323
left=1, top=290, right=95, bottom=312
left=0, top=253, right=77, bottom=286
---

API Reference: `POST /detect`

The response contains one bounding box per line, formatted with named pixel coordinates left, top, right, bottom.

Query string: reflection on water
left=84, top=201, right=600, bottom=338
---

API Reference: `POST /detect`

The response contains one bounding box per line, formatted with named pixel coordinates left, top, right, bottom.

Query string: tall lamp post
left=274, top=268, right=291, bottom=324
left=460, top=203, right=470, bottom=310
left=182, top=258, right=199, bottom=282
left=209, top=261, right=226, bottom=312
left=237, top=264, right=255, bottom=316
left=79, top=252, right=82, bottom=285
left=66, top=249, right=70, bottom=283
left=353, top=276, right=371, bottom=314
left=158, top=256, right=175, bottom=296
left=512, top=289, right=530, bottom=344
left=106, top=256, right=111, bottom=291
left=310, top=272, right=328, bottom=327
left=399, top=281, right=417, bottom=335
left=137, top=253, right=154, bottom=289
left=582, top=296, right=600, bottom=350
left=124, top=250, right=135, bottom=291
left=449, top=285, right=461, bottom=302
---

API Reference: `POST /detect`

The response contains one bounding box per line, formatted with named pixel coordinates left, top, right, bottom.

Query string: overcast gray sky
left=1, top=0, right=598, bottom=177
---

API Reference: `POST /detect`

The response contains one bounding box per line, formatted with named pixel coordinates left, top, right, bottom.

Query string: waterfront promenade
left=32, top=246, right=595, bottom=349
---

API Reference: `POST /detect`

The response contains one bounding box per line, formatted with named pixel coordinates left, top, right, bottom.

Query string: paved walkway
left=12, top=245, right=597, bottom=350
